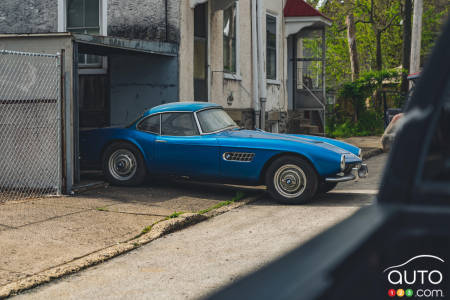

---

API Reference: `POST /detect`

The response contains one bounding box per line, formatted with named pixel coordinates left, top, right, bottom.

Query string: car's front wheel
left=102, top=142, right=146, bottom=186
left=265, top=156, right=318, bottom=204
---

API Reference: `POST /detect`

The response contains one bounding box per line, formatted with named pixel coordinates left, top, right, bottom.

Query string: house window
left=66, top=0, right=103, bottom=67
left=266, top=14, right=277, bottom=81
left=67, top=0, right=100, bottom=34
left=223, top=2, right=238, bottom=74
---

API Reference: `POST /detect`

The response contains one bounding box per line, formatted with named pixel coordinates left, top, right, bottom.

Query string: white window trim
left=58, top=0, right=108, bottom=74
left=58, top=0, right=107, bottom=35
left=266, top=11, right=279, bottom=82
left=223, top=1, right=240, bottom=80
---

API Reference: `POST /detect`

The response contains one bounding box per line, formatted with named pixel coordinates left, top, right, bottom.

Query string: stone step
left=289, top=124, right=322, bottom=135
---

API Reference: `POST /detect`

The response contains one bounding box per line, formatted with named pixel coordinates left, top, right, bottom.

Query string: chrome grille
left=222, top=152, right=255, bottom=162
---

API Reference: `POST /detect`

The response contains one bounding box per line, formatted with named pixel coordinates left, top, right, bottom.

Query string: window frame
left=136, top=108, right=238, bottom=137
left=196, top=107, right=238, bottom=134
left=414, top=79, right=450, bottom=199
left=137, top=114, right=162, bottom=135
left=58, top=0, right=108, bottom=74
left=266, top=12, right=279, bottom=83
left=160, top=112, right=200, bottom=137
left=223, top=1, right=240, bottom=80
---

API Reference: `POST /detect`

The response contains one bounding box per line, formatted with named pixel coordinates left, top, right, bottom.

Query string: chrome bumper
left=325, top=163, right=368, bottom=183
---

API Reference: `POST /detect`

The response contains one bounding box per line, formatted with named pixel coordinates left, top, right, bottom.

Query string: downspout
left=251, top=0, right=260, bottom=129
left=256, top=0, right=267, bottom=130
left=165, top=0, right=169, bottom=41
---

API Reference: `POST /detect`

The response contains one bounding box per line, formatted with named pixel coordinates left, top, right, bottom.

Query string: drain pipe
left=251, top=0, right=260, bottom=129
left=256, top=0, right=267, bottom=130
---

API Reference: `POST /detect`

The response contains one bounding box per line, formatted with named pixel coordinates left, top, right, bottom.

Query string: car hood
left=216, top=129, right=359, bottom=156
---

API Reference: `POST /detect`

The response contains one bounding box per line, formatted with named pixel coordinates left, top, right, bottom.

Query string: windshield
left=197, top=108, right=238, bottom=133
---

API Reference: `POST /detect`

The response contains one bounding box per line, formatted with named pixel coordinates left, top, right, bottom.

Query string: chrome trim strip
left=193, top=112, right=204, bottom=135
left=325, top=164, right=368, bottom=183
left=325, top=173, right=356, bottom=183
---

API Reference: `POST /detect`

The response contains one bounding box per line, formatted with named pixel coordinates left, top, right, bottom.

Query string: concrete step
left=289, top=124, right=321, bottom=135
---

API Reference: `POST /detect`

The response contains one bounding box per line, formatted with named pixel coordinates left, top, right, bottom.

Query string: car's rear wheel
left=102, top=142, right=146, bottom=186
left=317, top=182, right=338, bottom=194
left=265, top=156, right=318, bottom=204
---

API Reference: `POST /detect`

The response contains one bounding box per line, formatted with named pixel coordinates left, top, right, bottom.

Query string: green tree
left=319, top=0, right=448, bottom=89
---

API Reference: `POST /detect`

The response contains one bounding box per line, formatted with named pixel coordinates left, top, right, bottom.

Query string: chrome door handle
left=156, top=139, right=167, bottom=143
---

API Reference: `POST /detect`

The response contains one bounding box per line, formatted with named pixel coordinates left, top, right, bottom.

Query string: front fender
left=292, top=135, right=360, bottom=156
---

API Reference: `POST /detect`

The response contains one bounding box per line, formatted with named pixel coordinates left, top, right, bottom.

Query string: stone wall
left=0, top=0, right=57, bottom=34
left=0, top=0, right=180, bottom=43
left=108, top=0, right=180, bottom=43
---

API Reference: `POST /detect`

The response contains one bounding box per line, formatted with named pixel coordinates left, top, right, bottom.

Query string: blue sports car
left=80, top=102, right=368, bottom=204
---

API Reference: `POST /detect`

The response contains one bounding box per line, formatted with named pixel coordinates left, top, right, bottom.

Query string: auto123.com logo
left=384, top=255, right=446, bottom=298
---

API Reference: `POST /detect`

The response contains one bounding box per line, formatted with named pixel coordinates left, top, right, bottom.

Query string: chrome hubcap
left=274, top=164, right=307, bottom=198
left=108, top=149, right=137, bottom=181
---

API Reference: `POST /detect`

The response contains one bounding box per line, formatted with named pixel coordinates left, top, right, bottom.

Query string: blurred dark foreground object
left=209, top=18, right=450, bottom=300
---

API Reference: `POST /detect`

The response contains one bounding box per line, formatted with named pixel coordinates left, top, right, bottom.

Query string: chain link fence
left=0, top=50, right=62, bottom=202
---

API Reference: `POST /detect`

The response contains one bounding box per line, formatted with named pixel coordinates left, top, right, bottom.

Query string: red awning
left=284, top=0, right=330, bottom=20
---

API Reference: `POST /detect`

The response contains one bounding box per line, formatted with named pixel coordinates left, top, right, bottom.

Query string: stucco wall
left=0, top=0, right=57, bottom=33
left=211, top=0, right=253, bottom=110
left=178, top=0, right=194, bottom=100
left=178, top=0, right=288, bottom=131
left=263, top=0, right=288, bottom=113
left=109, top=53, right=179, bottom=126
left=108, top=0, right=180, bottom=43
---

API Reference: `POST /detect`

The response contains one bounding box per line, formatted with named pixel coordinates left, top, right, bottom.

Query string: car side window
left=421, top=81, right=450, bottom=183
left=421, top=79, right=450, bottom=195
left=139, top=114, right=160, bottom=134
left=161, top=113, right=199, bottom=136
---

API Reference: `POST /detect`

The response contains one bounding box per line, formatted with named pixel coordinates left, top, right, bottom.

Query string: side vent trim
left=222, top=152, right=255, bottom=162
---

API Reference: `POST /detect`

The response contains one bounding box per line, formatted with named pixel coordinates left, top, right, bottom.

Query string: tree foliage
left=326, top=69, right=402, bottom=137
left=317, top=0, right=448, bottom=89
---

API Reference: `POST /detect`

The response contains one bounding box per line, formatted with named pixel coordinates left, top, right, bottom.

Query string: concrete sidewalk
left=0, top=179, right=261, bottom=298
left=340, top=136, right=383, bottom=159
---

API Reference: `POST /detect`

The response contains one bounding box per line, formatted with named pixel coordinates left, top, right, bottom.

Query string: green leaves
left=326, top=69, right=401, bottom=137
left=320, top=0, right=446, bottom=88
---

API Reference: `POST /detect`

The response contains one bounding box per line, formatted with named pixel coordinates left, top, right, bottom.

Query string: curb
left=0, top=193, right=264, bottom=299
left=361, top=148, right=383, bottom=160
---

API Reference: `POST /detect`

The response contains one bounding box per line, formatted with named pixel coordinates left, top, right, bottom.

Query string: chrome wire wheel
left=108, top=149, right=137, bottom=181
left=273, top=164, right=307, bottom=199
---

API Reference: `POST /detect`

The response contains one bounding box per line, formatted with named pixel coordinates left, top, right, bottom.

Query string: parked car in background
left=80, top=102, right=367, bottom=204
left=381, top=72, right=420, bottom=151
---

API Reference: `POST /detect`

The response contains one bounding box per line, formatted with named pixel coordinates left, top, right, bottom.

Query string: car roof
left=144, top=102, right=222, bottom=116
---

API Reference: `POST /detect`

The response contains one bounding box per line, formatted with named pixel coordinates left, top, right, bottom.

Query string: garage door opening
left=72, top=35, right=179, bottom=191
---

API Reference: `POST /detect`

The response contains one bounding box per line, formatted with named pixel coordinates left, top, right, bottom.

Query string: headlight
left=358, top=149, right=362, bottom=158
left=340, top=155, right=346, bottom=171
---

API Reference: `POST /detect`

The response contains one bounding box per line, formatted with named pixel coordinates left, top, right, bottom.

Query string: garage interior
left=72, top=34, right=179, bottom=189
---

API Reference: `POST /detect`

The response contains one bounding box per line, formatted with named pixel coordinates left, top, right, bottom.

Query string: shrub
left=326, top=69, right=402, bottom=137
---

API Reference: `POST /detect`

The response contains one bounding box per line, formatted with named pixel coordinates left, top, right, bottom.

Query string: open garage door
left=0, top=50, right=62, bottom=201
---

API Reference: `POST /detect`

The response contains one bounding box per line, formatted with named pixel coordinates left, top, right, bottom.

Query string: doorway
left=194, top=3, right=208, bottom=101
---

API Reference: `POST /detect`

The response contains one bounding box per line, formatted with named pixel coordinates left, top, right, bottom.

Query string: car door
left=134, top=113, right=160, bottom=171
left=154, top=112, right=220, bottom=178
